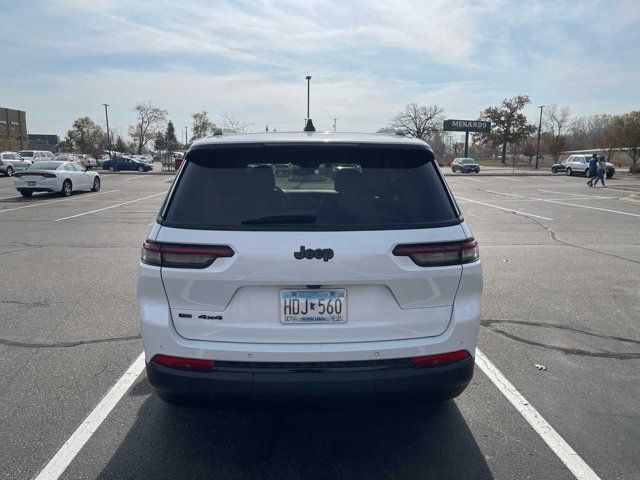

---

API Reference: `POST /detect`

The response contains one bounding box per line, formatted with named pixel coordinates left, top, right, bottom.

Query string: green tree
left=165, top=121, right=180, bottom=153
left=474, top=95, right=537, bottom=164
left=128, top=101, right=167, bottom=155
left=64, top=117, right=106, bottom=158
left=114, top=135, right=126, bottom=153
left=191, top=111, right=216, bottom=140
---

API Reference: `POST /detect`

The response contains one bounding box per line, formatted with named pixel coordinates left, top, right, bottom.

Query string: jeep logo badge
left=294, top=246, right=334, bottom=262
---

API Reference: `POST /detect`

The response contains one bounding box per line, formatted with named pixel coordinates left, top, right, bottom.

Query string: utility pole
left=333, top=118, right=336, bottom=132
left=102, top=104, right=112, bottom=159
left=185, top=126, right=188, bottom=147
left=535, top=105, right=545, bottom=170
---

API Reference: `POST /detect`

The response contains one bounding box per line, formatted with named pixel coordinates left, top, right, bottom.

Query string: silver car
left=0, top=152, right=31, bottom=176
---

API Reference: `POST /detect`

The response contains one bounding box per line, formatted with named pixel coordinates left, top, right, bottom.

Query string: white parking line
left=475, top=349, right=600, bottom=480
left=0, top=195, right=21, bottom=200
left=502, top=177, right=524, bottom=182
left=458, top=177, right=485, bottom=183
left=537, top=189, right=611, bottom=198
left=33, top=352, right=145, bottom=480
left=123, top=175, right=149, bottom=181
left=456, top=195, right=553, bottom=220
left=0, top=190, right=119, bottom=214
left=485, top=190, right=640, bottom=218
left=54, top=192, right=165, bottom=221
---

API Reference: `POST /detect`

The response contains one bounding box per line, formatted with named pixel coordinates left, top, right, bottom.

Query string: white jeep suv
left=138, top=131, right=482, bottom=407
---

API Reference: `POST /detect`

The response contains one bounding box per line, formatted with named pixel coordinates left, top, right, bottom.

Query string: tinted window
left=19, top=151, right=34, bottom=157
left=162, top=145, right=459, bottom=231
left=461, top=159, right=477, bottom=164
left=27, top=162, right=62, bottom=170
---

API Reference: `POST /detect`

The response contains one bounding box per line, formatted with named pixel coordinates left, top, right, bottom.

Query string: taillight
left=141, top=240, right=234, bottom=268
left=392, top=238, right=479, bottom=267
left=151, top=354, right=215, bottom=371
left=411, top=350, right=470, bottom=367
left=18, top=172, right=56, bottom=178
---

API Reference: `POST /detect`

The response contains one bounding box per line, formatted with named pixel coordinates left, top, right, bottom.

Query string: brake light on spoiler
left=141, top=240, right=234, bottom=268
left=393, top=238, right=479, bottom=267
left=14, top=172, right=57, bottom=178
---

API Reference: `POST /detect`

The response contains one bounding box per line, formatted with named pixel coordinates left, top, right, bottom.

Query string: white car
left=18, top=150, right=55, bottom=162
left=13, top=160, right=101, bottom=197
left=138, top=131, right=482, bottom=407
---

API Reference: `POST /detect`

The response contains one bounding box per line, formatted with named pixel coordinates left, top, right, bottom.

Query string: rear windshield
left=26, top=162, right=61, bottom=170
left=161, top=145, right=459, bottom=231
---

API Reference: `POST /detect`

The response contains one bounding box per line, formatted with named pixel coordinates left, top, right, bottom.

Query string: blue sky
left=1, top=0, right=639, bottom=139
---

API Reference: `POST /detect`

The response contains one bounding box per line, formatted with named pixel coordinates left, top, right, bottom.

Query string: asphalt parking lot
left=1, top=172, right=639, bottom=480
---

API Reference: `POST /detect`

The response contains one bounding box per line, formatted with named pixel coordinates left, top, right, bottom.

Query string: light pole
left=535, top=105, right=545, bottom=170
left=185, top=126, right=188, bottom=147
left=333, top=118, right=336, bottom=132
left=102, top=104, right=112, bottom=159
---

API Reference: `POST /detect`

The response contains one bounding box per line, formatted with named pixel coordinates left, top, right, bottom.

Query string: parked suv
left=138, top=131, right=482, bottom=407
left=451, top=157, right=480, bottom=173
left=553, top=154, right=615, bottom=178
left=18, top=150, right=54, bottom=162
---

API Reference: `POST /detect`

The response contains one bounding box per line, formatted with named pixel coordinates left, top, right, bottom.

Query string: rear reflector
left=141, top=240, right=233, bottom=268
left=393, top=238, right=478, bottom=267
left=151, top=354, right=215, bottom=371
left=411, top=350, right=471, bottom=367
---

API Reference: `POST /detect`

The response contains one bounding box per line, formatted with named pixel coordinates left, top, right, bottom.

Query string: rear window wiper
left=241, top=214, right=317, bottom=225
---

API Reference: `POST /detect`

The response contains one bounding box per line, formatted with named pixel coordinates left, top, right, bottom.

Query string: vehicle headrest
left=245, top=167, right=276, bottom=191
left=334, top=169, right=367, bottom=194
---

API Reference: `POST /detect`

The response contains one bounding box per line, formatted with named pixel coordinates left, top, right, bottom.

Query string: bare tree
left=221, top=112, right=250, bottom=133
left=547, top=135, right=567, bottom=164
left=129, top=101, right=168, bottom=154
left=390, top=103, right=444, bottom=141
left=544, top=104, right=573, bottom=137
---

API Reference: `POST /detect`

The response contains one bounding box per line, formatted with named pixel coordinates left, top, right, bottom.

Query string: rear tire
left=108, top=166, right=116, bottom=172
left=61, top=179, right=72, bottom=197
left=19, top=190, right=33, bottom=197
left=138, top=166, right=145, bottom=172
left=551, top=167, right=557, bottom=173
left=92, top=177, right=101, bottom=192
left=6, top=166, right=13, bottom=177
left=566, top=168, right=573, bottom=176
left=606, top=171, right=614, bottom=179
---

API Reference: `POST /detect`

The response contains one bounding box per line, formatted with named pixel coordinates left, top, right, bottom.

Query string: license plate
left=280, top=289, right=346, bottom=324
left=28, top=181, right=36, bottom=186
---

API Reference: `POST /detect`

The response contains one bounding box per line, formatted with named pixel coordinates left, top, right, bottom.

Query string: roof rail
left=212, top=127, right=236, bottom=136
left=377, top=128, right=406, bottom=136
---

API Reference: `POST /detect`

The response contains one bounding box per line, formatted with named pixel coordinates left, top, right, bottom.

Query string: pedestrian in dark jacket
left=587, top=154, right=598, bottom=186
left=592, top=156, right=606, bottom=187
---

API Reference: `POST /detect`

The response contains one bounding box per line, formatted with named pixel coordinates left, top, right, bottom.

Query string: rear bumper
left=146, top=355, right=474, bottom=406
left=16, top=187, right=55, bottom=193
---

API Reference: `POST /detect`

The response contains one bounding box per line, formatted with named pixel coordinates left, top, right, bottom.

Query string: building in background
left=0, top=107, right=28, bottom=150
left=28, top=134, right=59, bottom=152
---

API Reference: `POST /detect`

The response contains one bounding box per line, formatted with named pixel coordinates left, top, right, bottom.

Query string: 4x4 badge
left=294, top=246, right=334, bottom=262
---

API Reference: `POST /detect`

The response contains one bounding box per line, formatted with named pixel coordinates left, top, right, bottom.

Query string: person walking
left=586, top=153, right=598, bottom=186
left=592, top=156, right=606, bottom=187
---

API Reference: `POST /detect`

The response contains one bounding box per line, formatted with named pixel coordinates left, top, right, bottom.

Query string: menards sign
left=443, top=119, right=491, bottom=133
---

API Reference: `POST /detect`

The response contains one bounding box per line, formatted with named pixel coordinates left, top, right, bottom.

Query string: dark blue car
left=102, top=157, right=153, bottom=172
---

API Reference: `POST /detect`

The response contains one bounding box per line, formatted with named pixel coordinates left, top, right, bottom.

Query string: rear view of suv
left=138, top=131, right=482, bottom=407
